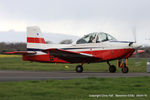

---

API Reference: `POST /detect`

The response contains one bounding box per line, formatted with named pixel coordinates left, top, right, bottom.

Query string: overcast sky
left=0, top=0, right=150, bottom=45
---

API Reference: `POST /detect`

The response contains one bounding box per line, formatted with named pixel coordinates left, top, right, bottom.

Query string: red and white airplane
left=6, top=26, right=142, bottom=73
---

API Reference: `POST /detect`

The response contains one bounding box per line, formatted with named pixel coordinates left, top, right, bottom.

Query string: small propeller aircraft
left=5, top=26, right=142, bottom=73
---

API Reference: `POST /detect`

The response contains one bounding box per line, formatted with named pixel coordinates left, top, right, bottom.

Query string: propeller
left=132, top=27, right=137, bottom=43
left=129, top=27, right=137, bottom=46
left=131, top=27, right=141, bottom=67
left=128, top=27, right=137, bottom=47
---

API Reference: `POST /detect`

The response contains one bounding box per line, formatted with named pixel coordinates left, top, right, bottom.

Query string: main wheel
left=109, top=65, right=116, bottom=73
left=121, top=66, right=129, bottom=73
left=76, top=65, right=83, bottom=73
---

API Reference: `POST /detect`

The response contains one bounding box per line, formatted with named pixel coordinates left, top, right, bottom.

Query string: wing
left=42, top=48, right=100, bottom=63
left=4, top=51, right=36, bottom=55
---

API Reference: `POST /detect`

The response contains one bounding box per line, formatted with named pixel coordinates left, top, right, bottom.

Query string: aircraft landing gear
left=121, top=66, right=129, bottom=73
left=76, top=65, right=83, bottom=73
left=118, top=59, right=129, bottom=73
left=109, top=65, right=116, bottom=73
left=107, top=61, right=116, bottom=73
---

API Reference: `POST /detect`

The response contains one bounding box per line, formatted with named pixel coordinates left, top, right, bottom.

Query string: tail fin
left=27, top=26, right=46, bottom=51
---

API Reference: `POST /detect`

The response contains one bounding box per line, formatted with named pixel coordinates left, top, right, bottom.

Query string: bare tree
left=59, top=39, right=72, bottom=44
left=46, top=41, right=53, bottom=44
left=0, top=42, right=26, bottom=53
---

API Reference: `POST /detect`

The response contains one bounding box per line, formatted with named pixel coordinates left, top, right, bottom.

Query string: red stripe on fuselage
left=27, top=37, right=46, bottom=44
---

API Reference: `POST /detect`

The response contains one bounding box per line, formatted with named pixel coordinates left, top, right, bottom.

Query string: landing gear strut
left=107, top=61, right=116, bottom=73
left=76, top=65, right=83, bottom=73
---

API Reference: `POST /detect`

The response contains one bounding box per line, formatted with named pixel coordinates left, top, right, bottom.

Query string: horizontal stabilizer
left=4, top=51, right=36, bottom=55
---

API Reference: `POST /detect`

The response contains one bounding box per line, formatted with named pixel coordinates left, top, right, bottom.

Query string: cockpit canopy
left=76, top=32, right=117, bottom=44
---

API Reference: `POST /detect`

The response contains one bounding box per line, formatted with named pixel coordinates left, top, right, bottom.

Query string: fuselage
left=23, top=41, right=135, bottom=63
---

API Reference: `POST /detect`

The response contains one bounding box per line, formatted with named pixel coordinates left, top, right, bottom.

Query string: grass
left=0, top=56, right=148, bottom=72
left=0, top=77, right=149, bottom=100
left=0, top=55, right=20, bottom=58
left=0, top=55, right=149, bottom=100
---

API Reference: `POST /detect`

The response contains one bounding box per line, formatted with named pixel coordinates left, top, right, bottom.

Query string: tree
left=0, top=42, right=26, bottom=53
left=46, top=41, right=53, bottom=44
left=59, top=39, right=73, bottom=44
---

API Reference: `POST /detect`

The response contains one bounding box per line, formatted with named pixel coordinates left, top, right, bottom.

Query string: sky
left=0, top=0, right=150, bottom=45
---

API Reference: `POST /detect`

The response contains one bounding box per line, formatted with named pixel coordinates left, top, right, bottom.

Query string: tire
left=121, top=66, right=129, bottom=73
left=76, top=65, right=83, bottom=73
left=109, top=65, right=116, bottom=73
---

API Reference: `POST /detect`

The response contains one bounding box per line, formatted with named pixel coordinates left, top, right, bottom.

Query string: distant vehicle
left=5, top=26, right=142, bottom=73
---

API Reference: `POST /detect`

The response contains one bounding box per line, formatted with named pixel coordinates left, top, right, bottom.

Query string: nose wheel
left=118, top=59, right=129, bottom=73
left=121, top=65, right=129, bottom=73
left=76, top=65, right=83, bottom=73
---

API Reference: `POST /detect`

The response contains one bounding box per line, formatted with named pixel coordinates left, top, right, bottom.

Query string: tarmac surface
left=0, top=70, right=150, bottom=82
